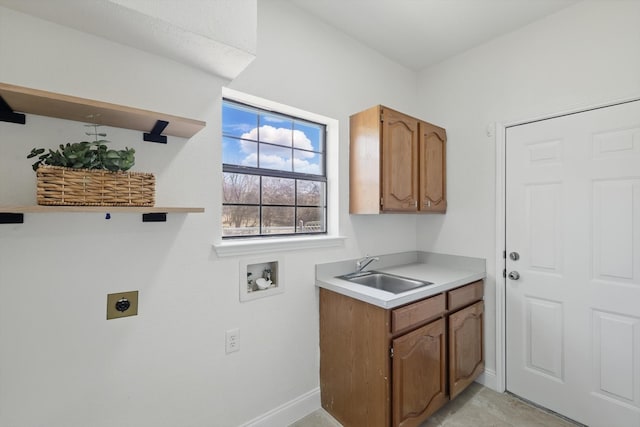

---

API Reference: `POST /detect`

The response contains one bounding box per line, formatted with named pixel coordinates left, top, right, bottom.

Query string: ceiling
left=0, top=0, right=580, bottom=77
left=0, top=0, right=257, bottom=80
left=288, top=0, right=580, bottom=70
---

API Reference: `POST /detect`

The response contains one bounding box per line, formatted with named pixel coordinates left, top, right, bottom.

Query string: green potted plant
left=28, top=124, right=136, bottom=171
left=27, top=124, right=155, bottom=206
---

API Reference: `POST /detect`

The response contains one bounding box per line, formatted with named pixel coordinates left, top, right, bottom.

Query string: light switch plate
left=107, top=291, right=139, bottom=320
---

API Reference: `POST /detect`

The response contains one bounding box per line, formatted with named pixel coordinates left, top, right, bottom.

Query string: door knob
left=509, top=252, right=520, bottom=261
left=508, top=271, right=520, bottom=280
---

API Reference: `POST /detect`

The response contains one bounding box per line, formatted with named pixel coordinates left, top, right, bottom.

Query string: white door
left=505, top=100, right=640, bottom=427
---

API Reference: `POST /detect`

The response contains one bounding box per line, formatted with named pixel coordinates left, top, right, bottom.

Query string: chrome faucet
left=356, top=255, right=379, bottom=272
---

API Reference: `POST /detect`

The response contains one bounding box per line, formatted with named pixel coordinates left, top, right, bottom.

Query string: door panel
left=526, top=183, right=562, bottom=272
left=592, top=311, right=640, bottom=403
left=506, top=100, right=640, bottom=427
left=418, top=121, right=447, bottom=212
left=392, top=318, right=447, bottom=427
left=381, top=108, right=418, bottom=211
left=593, top=180, right=638, bottom=281
left=524, top=297, right=563, bottom=380
left=449, top=301, right=484, bottom=399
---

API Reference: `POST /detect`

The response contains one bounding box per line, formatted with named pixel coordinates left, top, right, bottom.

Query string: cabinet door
left=418, top=121, right=447, bottom=213
left=392, top=318, right=447, bottom=427
left=449, top=300, right=484, bottom=399
left=381, top=108, right=419, bottom=212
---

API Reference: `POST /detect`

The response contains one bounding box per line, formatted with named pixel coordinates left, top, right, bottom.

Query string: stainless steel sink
left=337, top=271, right=433, bottom=294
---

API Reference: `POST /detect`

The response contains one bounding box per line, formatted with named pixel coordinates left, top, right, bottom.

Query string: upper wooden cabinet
left=381, top=108, right=420, bottom=211
left=419, top=121, right=447, bottom=212
left=350, top=105, right=446, bottom=214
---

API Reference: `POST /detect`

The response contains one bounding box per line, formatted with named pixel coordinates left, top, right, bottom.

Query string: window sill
left=213, top=235, right=346, bottom=257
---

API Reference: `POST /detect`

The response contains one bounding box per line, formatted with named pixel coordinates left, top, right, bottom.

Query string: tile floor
left=290, top=383, right=580, bottom=427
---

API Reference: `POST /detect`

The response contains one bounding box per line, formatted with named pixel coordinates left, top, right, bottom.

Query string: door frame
left=493, top=95, right=640, bottom=394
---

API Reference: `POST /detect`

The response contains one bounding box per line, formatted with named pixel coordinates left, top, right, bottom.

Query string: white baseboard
left=241, top=387, right=320, bottom=427
left=241, top=369, right=497, bottom=426
left=476, top=368, right=498, bottom=391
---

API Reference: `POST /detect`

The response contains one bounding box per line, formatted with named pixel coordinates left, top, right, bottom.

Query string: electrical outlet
left=225, top=328, right=240, bottom=354
left=106, top=291, right=138, bottom=320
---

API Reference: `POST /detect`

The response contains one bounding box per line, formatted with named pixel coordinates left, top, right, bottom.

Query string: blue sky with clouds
left=222, top=101, right=324, bottom=175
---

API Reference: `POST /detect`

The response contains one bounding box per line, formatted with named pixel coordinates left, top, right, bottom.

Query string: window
left=222, top=99, right=327, bottom=238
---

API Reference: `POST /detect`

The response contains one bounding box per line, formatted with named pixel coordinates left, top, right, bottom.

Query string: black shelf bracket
left=143, top=120, right=169, bottom=144
left=0, top=213, right=24, bottom=224
left=142, top=212, right=167, bottom=222
left=0, top=95, right=26, bottom=125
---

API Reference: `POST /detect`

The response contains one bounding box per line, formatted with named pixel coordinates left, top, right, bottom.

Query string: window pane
left=222, top=206, right=260, bottom=236
left=259, top=114, right=293, bottom=147
left=262, top=177, right=294, bottom=205
left=222, top=98, right=327, bottom=239
left=223, top=137, right=257, bottom=167
left=222, top=103, right=258, bottom=139
left=294, top=122, right=323, bottom=152
left=297, top=207, right=325, bottom=233
left=223, top=173, right=260, bottom=204
left=259, top=144, right=292, bottom=171
left=262, top=207, right=295, bottom=235
left=297, top=180, right=325, bottom=206
left=294, top=150, right=323, bottom=175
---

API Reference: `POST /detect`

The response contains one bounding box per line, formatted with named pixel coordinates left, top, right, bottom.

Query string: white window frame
left=213, top=88, right=344, bottom=257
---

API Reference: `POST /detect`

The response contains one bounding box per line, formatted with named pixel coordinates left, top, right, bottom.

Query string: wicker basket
left=36, top=165, right=155, bottom=206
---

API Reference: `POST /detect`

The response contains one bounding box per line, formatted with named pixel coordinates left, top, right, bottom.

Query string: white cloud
left=226, top=123, right=255, bottom=134
left=294, top=158, right=321, bottom=174
left=238, top=125, right=318, bottom=171
left=240, top=152, right=320, bottom=174
left=258, top=153, right=290, bottom=170
left=241, top=125, right=315, bottom=153
left=241, top=153, right=258, bottom=167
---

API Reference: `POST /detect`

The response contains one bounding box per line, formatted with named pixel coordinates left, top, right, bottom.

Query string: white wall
left=0, top=2, right=419, bottom=426
left=228, top=0, right=422, bottom=255
left=416, top=0, right=640, bottom=379
left=8, top=1, right=634, bottom=425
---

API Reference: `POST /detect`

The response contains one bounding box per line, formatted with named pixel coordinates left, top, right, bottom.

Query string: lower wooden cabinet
left=319, top=288, right=391, bottom=427
left=319, top=280, right=484, bottom=427
left=392, top=318, right=447, bottom=427
left=449, top=300, right=485, bottom=399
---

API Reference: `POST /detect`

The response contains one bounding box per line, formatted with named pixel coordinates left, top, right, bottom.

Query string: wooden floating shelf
left=0, top=82, right=206, bottom=139
left=0, top=206, right=205, bottom=213
left=0, top=83, right=207, bottom=223
left=0, top=205, right=205, bottom=224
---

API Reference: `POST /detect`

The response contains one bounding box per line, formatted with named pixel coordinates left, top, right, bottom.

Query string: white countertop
left=315, top=251, right=486, bottom=309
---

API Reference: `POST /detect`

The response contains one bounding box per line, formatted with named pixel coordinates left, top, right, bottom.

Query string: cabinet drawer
left=447, top=280, right=484, bottom=311
left=392, top=293, right=445, bottom=333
